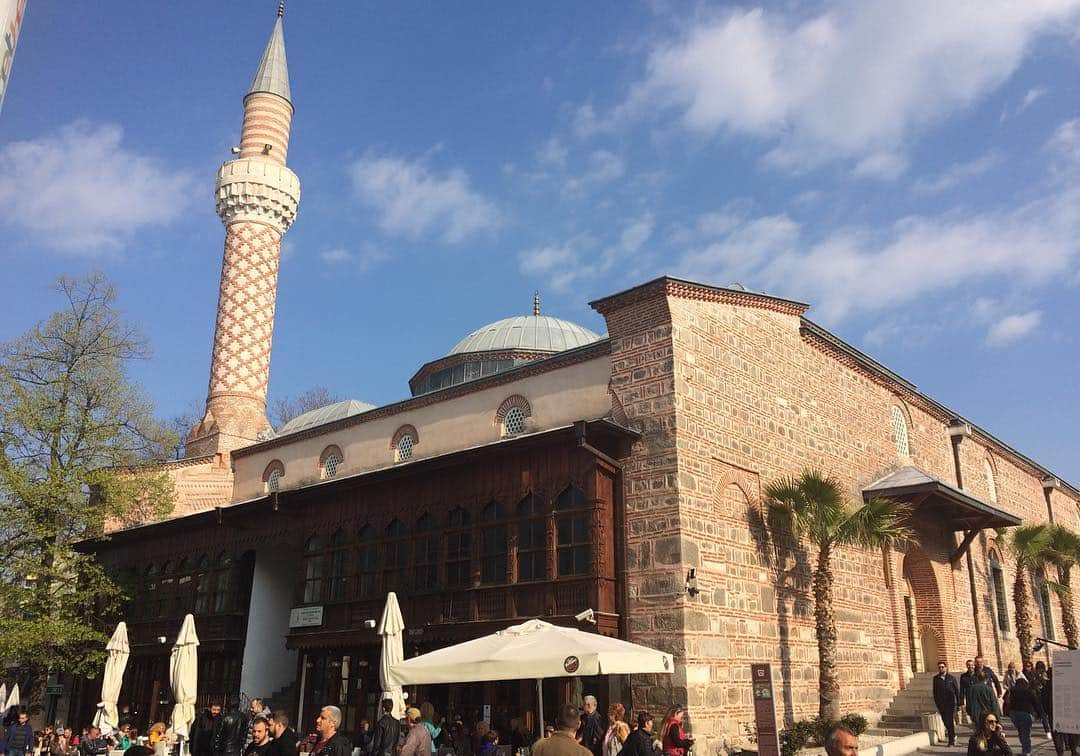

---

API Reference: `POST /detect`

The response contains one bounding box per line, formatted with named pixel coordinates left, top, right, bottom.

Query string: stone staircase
left=264, top=681, right=299, bottom=720
left=868, top=672, right=938, bottom=738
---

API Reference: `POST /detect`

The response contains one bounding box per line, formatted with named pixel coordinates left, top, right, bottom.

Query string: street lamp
left=1033, top=637, right=1076, bottom=653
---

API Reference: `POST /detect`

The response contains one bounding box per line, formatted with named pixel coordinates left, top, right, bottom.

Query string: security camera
left=574, top=609, right=596, bottom=624
left=262, top=144, right=273, bottom=154
left=363, top=619, right=377, bottom=629
left=157, top=636, right=168, bottom=644
left=230, top=147, right=241, bottom=155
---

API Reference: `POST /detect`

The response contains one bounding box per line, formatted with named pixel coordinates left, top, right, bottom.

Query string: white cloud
left=537, top=137, right=568, bottom=168
left=319, top=244, right=390, bottom=272
left=1020, top=86, right=1047, bottom=112
left=912, top=151, right=1003, bottom=195
left=0, top=120, right=193, bottom=253
left=610, top=2, right=1080, bottom=175
left=677, top=185, right=1080, bottom=321
left=987, top=310, right=1042, bottom=346
left=350, top=154, right=499, bottom=243
left=563, top=149, right=627, bottom=197
left=1047, top=118, right=1080, bottom=172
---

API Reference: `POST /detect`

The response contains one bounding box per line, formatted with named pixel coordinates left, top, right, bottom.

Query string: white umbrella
left=6, top=683, right=19, bottom=711
left=170, top=614, right=200, bottom=752
left=0, top=684, right=7, bottom=713
left=93, top=622, right=131, bottom=736
left=377, top=592, right=406, bottom=720
left=390, top=618, right=674, bottom=729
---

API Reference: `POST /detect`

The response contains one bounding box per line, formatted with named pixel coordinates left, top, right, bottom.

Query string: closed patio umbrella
left=170, top=614, right=200, bottom=753
left=6, top=683, right=19, bottom=711
left=94, top=622, right=131, bottom=736
left=377, top=592, right=406, bottom=720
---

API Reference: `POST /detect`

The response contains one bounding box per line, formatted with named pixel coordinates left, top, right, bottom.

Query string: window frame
left=445, top=507, right=472, bottom=589
left=302, top=535, right=324, bottom=604
left=515, top=493, right=547, bottom=582
left=480, top=501, right=508, bottom=585
left=319, top=446, right=343, bottom=480
left=556, top=486, right=591, bottom=577
left=383, top=519, right=410, bottom=594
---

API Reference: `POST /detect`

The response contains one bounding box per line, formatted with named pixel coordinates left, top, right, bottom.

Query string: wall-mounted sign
left=751, top=663, right=780, bottom=756
left=289, top=605, right=324, bottom=628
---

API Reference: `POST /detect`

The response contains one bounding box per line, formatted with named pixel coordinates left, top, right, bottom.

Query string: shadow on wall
left=747, top=503, right=812, bottom=727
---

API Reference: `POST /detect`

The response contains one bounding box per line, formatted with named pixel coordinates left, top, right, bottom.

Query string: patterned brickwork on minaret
left=187, top=14, right=299, bottom=458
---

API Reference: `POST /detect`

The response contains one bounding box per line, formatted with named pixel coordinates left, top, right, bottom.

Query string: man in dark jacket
left=78, top=727, right=111, bottom=756
left=975, top=655, right=1003, bottom=697
left=243, top=720, right=272, bottom=756
left=213, top=706, right=250, bottom=756
left=369, top=700, right=401, bottom=756
left=192, top=705, right=223, bottom=756
left=577, top=696, right=604, bottom=756
left=266, top=712, right=298, bottom=756
left=959, top=659, right=977, bottom=722
left=313, top=707, right=351, bottom=756
left=618, top=713, right=654, bottom=756
left=933, top=661, right=962, bottom=746
left=1, top=709, right=34, bottom=756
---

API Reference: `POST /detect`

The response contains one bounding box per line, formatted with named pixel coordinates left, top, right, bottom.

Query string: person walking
left=974, top=656, right=1003, bottom=698
left=266, top=712, right=297, bottom=756
left=312, top=707, right=351, bottom=756
left=1006, top=677, right=1044, bottom=756
left=934, top=661, right=963, bottom=747
left=370, top=700, right=401, bottom=756
left=960, top=660, right=978, bottom=724
left=824, top=726, right=859, bottom=756
left=617, top=714, right=654, bottom=756
left=967, top=712, right=1010, bottom=756
left=400, top=710, right=432, bottom=756
left=660, top=707, right=692, bottom=756
left=1, top=710, right=34, bottom=756
left=602, top=705, right=625, bottom=756
left=1003, top=663, right=1022, bottom=692
left=535, top=706, right=591, bottom=756
left=578, top=697, right=604, bottom=756
left=967, top=672, right=1003, bottom=731
left=192, top=704, right=223, bottom=756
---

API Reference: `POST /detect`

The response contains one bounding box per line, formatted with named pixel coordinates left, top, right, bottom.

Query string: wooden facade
left=76, top=420, right=636, bottom=734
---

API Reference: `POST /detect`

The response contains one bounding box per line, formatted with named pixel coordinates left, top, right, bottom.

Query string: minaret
left=187, top=5, right=300, bottom=458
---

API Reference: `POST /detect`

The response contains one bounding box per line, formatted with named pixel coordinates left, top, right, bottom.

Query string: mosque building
left=72, top=9, right=1079, bottom=751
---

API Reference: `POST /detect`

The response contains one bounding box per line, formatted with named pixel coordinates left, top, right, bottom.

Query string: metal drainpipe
left=950, top=422, right=984, bottom=658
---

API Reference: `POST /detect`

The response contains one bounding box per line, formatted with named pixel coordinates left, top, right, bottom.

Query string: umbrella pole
left=536, top=678, right=544, bottom=737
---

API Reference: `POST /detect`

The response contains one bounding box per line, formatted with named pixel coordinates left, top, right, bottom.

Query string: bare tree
left=269, top=386, right=342, bottom=428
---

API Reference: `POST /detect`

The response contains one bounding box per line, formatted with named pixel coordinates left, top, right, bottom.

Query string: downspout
left=950, top=420, right=984, bottom=657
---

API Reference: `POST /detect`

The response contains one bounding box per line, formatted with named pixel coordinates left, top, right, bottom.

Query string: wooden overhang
left=862, top=466, right=1022, bottom=565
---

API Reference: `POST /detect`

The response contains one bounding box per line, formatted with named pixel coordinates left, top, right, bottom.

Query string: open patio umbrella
left=170, top=614, right=200, bottom=754
left=94, top=622, right=131, bottom=736
left=377, top=592, right=406, bottom=720
left=390, top=618, right=674, bottom=730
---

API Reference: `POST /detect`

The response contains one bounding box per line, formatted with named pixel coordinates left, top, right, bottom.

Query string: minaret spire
left=187, top=13, right=301, bottom=458
left=533, top=291, right=541, bottom=316
left=277, top=1, right=284, bottom=18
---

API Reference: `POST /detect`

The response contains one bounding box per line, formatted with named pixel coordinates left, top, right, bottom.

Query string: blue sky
left=2, top=1, right=1078, bottom=482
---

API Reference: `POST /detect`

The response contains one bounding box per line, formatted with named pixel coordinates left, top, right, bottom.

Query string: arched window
left=143, top=563, right=159, bottom=619
left=356, top=525, right=378, bottom=599
left=303, top=536, right=324, bottom=603
left=480, top=501, right=508, bottom=585
left=556, top=486, right=590, bottom=576
left=327, top=530, right=348, bottom=601
left=891, top=406, right=910, bottom=457
left=392, top=425, right=418, bottom=463
left=263, top=460, right=285, bottom=493
left=159, top=560, right=176, bottom=618
left=176, top=557, right=192, bottom=613
left=446, top=507, right=472, bottom=588
left=496, top=395, right=532, bottom=437
left=988, top=549, right=1010, bottom=635
left=516, top=493, right=546, bottom=582
left=383, top=520, right=409, bottom=593
left=319, top=446, right=343, bottom=479
left=193, top=554, right=211, bottom=615
left=984, top=458, right=998, bottom=502
left=415, top=513, right=439, bottom=591
left=213, top=552, right=234, bottom=613
left=1036, top=573, right=1056, bottom=642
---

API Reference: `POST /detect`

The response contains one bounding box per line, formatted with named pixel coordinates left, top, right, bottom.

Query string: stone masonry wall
left=599, top=285, right=1076, bottom=754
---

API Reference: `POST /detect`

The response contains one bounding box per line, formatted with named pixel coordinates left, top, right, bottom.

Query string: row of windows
left=133, top=553, right=237, bottom=620
left=262, top=397, right=533, bottom=493
left=988, top=555, right=1056, bottom=642
left=299, top=487, right=592, bottom=604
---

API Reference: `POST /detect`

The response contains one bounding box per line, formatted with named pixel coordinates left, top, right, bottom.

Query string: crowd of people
left=932, top=654, right=1069, bottom=756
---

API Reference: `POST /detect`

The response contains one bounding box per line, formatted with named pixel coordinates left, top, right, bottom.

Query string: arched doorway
left=901, top=551, right=947, bottom=673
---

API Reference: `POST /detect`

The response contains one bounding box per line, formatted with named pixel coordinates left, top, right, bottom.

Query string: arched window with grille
left=392, top=425, right=419, bottom=463
left=356, top=525, right=378, bottom=599
left=891, top=405, right=910, bottom=458
left=415, top=513, right=439, bottom=591
left=446, top=507, right=472, bottom=588
left=516, top=493, right=546, bottom=582
left=193, top=554, right=211, bottom=614
left=480, top=501, right=508, bottom=585
left=556, top=486, right=590, bottom=576
left=263, top=460, right=285, bottom=493
left=319, top=446, right=343, bottom=479
left=495, top=395, right=532, bottom=437
left=383, top=519, right=409, bottom=593
left=326, top=530, right=348, bottom=601
left=303, top=536, right=324, bottom=603
left=213, top=552, right=234, bottom=613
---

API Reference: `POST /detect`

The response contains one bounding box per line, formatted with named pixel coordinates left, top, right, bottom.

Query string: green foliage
left=779, top=715, right=867, bottom=756
left=0, top=273, right=176, bottom=688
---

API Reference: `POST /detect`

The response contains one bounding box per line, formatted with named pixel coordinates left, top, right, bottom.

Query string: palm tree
left=998, top=525, right=1054, bottom=665
left=764, top=469, right=913, bottom=721
left=1048, top=525, right=1080, bottom=649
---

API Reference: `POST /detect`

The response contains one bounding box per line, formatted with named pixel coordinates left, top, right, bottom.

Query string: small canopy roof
left=863, top=466, right=1021, bottom=531
left=390, top=618, right=673, bottom=685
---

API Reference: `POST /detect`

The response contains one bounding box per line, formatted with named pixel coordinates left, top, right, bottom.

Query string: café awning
left=863, top=466, right=1022, bottom=563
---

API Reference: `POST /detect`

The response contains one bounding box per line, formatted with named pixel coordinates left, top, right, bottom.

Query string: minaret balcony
left=215, top=158, right=301, bottom=232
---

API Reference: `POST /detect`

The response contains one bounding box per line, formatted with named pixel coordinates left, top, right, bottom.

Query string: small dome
left=277, top=399, right=375, bottom=436
left=449, top=315, right=602, bottom=356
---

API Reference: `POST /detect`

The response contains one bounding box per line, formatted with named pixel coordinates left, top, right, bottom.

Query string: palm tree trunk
left=1059, top=564, right=1078, bottom=649
left=814, top=544, right=842, bottom=721
left=1014, top=564, right=1034, bottom=666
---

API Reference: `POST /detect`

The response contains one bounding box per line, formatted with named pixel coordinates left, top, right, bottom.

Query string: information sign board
left=751, top=664, right=780, bottom=756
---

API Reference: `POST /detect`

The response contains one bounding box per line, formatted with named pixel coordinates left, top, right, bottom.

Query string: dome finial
left=533, top=290, right=540, bottom=317
left=277, top=1, right=285, bottom=18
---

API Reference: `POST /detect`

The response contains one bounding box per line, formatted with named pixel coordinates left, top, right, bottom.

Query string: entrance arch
left=901, top=550, right=947, bottom=673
